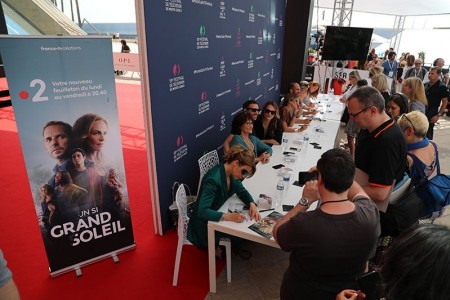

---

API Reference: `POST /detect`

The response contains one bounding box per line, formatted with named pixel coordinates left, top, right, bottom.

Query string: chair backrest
left=390, top=177, right=412, bottom=204
left=197, top=150, right=220, bottom=195
left=175, top=184, right=190, bottom=243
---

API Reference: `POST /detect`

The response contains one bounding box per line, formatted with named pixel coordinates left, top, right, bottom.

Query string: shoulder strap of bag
left=430, top=141, right=440, bottom=174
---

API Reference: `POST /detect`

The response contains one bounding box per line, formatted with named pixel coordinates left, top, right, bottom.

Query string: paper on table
left=248, top=211, right=284, bottom=239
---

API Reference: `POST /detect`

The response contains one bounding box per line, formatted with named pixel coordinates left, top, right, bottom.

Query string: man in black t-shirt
left=347, top=86, right=407, bottom=213
left=425, top=67, right=449, bottom=140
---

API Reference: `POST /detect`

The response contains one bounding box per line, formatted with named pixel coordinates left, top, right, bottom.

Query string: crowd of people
left=186, top=52, right=450, bottom=298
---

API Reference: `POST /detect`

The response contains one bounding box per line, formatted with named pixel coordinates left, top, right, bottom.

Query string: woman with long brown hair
left=253, top=101, right=283, bottom=146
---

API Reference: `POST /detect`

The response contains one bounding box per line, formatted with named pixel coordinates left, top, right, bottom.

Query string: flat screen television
left=321, top=26, right=373, bottom=61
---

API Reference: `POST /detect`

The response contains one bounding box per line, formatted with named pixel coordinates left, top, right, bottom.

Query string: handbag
left=417, top=174, right=450, bottom=217
left=168, top=182, right=197, bottom=230
left=411, top=143, right=450, bottom=217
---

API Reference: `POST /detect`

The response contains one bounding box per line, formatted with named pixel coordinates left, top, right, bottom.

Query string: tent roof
left=316, top=0, right=450, bottom=16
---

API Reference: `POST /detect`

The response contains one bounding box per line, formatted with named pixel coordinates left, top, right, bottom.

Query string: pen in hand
left=259, top=208, right=275, bottom=213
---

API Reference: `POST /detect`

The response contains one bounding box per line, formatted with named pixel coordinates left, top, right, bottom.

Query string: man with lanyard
left=424, top=67, right=449, bottom=140
left=382, top=51, right=398, bottom=95
left=347, top=86, right=406, bottom=213
left=404, top=58, right=427, bottom=80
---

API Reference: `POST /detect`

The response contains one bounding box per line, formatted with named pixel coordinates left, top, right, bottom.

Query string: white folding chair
left=197, top=150, right=220, bottom=195
left=172, top=184, right=231, bottom=286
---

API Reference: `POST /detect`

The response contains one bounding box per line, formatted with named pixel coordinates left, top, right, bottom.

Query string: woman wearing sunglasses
left=253, top=101, right=283, bottom=146
left=230, top=111, right=273, bottom=164
left=187, top=145, right=261, bottom=257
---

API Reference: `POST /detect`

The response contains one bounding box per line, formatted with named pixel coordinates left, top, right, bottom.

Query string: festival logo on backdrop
left=249, top=5, right=255, bottom=22
left=220, top=112, right=226, bottom=131
left=258, top=29, right=263, bottom=45
left=170, top=64, right=185, bottom=92
left=197, top=25, right=209, bottom=49
left=219, top=55, right=226, bottom=77
left=198, top=91, right=210, bottom=114
left=248, top=52, right=254, bottom=69
left=236, top=28, right=242, bottom=47
left=174, top=135, right=188, bottom=162
left=235, top=78, right=241, bottom=98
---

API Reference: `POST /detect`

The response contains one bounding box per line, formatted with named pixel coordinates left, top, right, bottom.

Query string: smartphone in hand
left=357, top=271, right=381, bottom=300
left=298, top=171, right=318, bottom=186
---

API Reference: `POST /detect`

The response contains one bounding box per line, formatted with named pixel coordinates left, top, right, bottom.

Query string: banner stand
left=0, top=36, right=136, bottom=276
left=51, top=244, right=136, bottom=278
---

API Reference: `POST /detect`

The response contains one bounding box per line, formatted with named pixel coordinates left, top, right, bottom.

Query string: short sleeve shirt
left=356, top=119, right=407, bottom=186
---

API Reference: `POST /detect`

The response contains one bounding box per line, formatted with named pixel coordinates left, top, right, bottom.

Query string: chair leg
left=172, top=240, right=184, bottom=286
left=219, top=238, right=231, bottom=283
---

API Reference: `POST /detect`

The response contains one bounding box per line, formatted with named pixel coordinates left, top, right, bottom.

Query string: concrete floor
left=206, top=115, right=450, bottom=300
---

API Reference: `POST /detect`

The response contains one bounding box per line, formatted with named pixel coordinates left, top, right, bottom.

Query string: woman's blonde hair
left=371, top=73, right=389, bottom=92
left=308, top=81, right=320, bottom=98
left=398, top=111, right=429, bottom=138
left=368, top=65, right=383, bottom=78
left=403, top=77, right=428, bottom=107
left=224, top=145, right=256, bottom=177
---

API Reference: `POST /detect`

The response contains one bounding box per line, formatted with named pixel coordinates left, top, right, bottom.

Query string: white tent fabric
left=316, top=0, right=450, bottom=16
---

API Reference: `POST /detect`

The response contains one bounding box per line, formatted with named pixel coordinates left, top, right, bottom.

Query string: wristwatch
left=298, top=197, right=310, bottom=208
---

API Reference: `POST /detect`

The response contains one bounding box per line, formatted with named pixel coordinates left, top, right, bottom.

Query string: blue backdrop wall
left=143, top=0, right=286, bottom=232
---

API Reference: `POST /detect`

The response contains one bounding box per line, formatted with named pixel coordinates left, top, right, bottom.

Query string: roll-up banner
left=0, top=36, right=135, bottom=276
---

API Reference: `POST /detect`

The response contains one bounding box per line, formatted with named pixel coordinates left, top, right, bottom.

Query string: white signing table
left=207, top=96, right=344, bottom=292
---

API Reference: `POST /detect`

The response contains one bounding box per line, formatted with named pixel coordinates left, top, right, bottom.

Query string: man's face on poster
left=71, top=151, right=85, bottom=167
left=43, top=125, right=70, bottom=160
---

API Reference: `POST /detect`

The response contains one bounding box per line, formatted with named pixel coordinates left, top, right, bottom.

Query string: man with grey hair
left=423, top=58, right=450, bottom=85
left=346, top=86, right=407, bottom=212
left=404, top=58, right=427, bottom=80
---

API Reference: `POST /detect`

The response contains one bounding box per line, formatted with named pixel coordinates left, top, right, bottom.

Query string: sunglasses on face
left=248, top=108, right=261, bottom=113
left=241, top=168, right=250, bottom=178
left=264, top=109, right=276, bottom=115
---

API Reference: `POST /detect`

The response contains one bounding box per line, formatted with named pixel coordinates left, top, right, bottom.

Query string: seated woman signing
left=187, top=145, right=261, bottom=255
left=230, top=111, right=273, bottom=164
left=280, top=93, right=309, bottom=133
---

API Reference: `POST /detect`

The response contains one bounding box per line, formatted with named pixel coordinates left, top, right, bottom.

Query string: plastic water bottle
left=275, top=179, right=284, bottom=208
left=281, top=132, right=289, bottom=151
left=303, top=133, right=310, bottom=148
left=283, top=172, right=290, bottom=191
left=329, top=88, right=334, bottom=96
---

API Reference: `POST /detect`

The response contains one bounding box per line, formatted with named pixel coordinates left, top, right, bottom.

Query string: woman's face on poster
left=87, top=120, right=108, bottom=152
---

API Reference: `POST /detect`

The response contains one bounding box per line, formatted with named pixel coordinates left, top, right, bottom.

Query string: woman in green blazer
left=187, top=145, right=261, bottom=256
